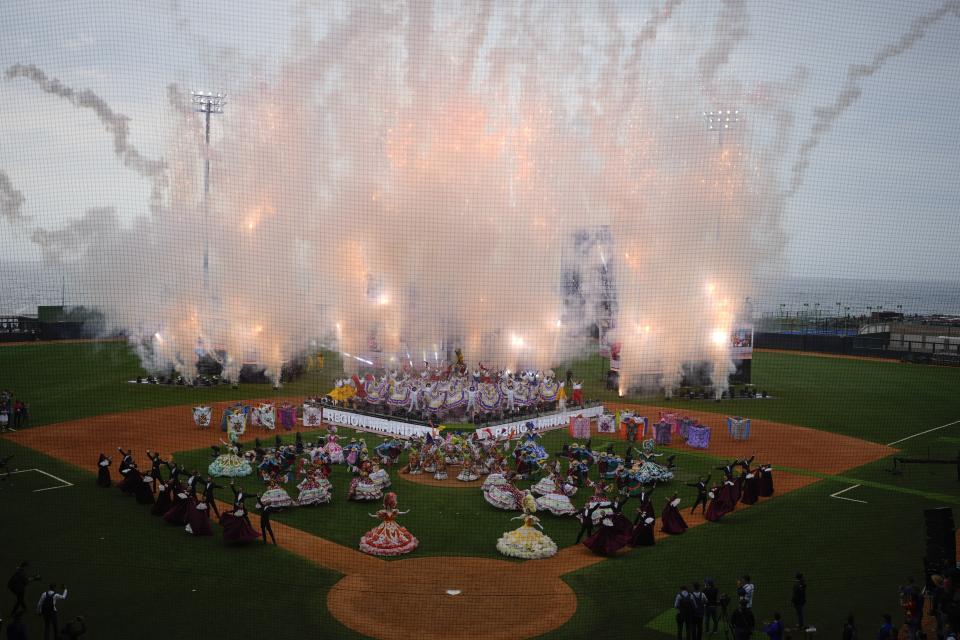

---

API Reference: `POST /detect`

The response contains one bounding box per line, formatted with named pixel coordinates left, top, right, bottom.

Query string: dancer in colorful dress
left=369, top=463, right=391, bottom=491
left=297, top=470, right=332, bottom=506
left=259, top=476, right=296, bottom=508
left=660, top=493, right=688, bottom=534
left=432, top=451, right=448, bottom=481
left=634, top=439, right=675, bottom=485
left=483, top=471, right=524, bottom=511
left=496, top=492, right=558, bottom=559
left=348, top=461, right=383, bottom=502
left=323, top=430, right=345, bottom=464
left=456, top=450, right=480, bottom=482
left=399, top=446, right=422, bottom=475
left=535, top=477, right=578, bottom=516
left=208, top=439, right=253, bottom=478
left=359, top=492, right=419, bottom=557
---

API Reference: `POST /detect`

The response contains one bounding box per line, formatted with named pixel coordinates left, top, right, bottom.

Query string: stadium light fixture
left=191, top=90, right=227, bottom=288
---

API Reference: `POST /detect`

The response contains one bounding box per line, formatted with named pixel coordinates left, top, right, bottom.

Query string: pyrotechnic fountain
left=11, top=2, right=951, bottom=393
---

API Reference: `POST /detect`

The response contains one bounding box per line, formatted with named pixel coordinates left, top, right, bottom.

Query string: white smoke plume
left=0, top=170, right=26, bottom=222
left=4, top=64, right=167, bottom=179
left=20, top=2, right=798, bottom=391
left=789, top=1, right=960, bottom=195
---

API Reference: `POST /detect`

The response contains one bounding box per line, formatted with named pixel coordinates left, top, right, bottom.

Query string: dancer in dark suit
left=202, top=477, right=223, bottom=518
left=687, top=475, right=711, bottom=515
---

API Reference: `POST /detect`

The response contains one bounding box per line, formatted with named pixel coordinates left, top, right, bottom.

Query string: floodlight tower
left=191, top=91, right=226, bottom=287
left=703, top=108, right=741, bottom=241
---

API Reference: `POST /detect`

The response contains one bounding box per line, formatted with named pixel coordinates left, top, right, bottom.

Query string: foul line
left=886, top=419, right=960, bottom=447
left=9, top=468, right=74, bottom=492
left=830, top=484, right=867, bottom=504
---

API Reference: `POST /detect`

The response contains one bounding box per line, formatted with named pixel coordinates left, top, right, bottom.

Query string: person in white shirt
left=37, top=583, right=67, bottom=640
left=740, top=575, right=755, bottom=608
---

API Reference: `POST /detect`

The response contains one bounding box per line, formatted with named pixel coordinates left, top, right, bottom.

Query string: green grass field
left=2, top=342, right=959, bottom=638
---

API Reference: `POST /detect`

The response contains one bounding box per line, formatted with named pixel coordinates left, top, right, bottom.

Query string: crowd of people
left=0, top=389, right=30, bottom=432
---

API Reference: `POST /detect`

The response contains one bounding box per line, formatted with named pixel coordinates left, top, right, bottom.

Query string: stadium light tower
left=704, top=108, right=739, bottom=148
left=191, top=91, right=226, bottom=287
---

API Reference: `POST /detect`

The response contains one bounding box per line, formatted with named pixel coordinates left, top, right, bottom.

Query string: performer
left=116, top=462, right=139, bottom=496
left=228, top=479, right=255, bottom=507
left=716, top=476, right=738, bottom=516
left=432, top=451, right=448, bottom=481
left=582, top=494, right=633, bottom=556
left=571, top=380, right=583, bottom=406
left=259, top=476, right=296, bottom=508
left=483, top=472, right=524, bottom=511
left=535, top=478, right=578, bottom=516
left=704, top=484, right=726, bottom=523
left=757, top=464, right=774, bottom=497
left=256, top=499, right=278, bottom=545
left=151, top=479, right=174, bottom=517
left=359, top=492, right=419, bottom=556
left=297, top=471, right=332, bottom=506
left=134, top=468, right=155, bottom=505
left=688, top=475, right=711, bottom=515
left=162, top=485, right=193, bottom=526
left=496, top=492, right=558, bottom=559
left=629, top=514, right=656, bottom=547
left=202, top=477, right=223, bottom=518
left=208, top=440, right=253, bottom=478
left=184, top=470, right=201, bottom=497
left=348, top=461, right=383, bottom=502
left=95, top=453, right=112, bottom=488
left=660, top=493, right=688, bottom=535
left=185, top=496, right=213, bottom=536
left=117, top=447, right=133, bottom=474
left=220, top=502, right=259, bottom=544
left=740, top=468, right=760, bottom=505
left=734, top=455, right=756, bottom=472
left=636, top=485, right=656, bottom=522
left=145, top=450, right=166, bottom=492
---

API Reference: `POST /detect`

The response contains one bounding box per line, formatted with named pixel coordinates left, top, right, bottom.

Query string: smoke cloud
left=20, top=2, right=796, bottom=392
left=0, top=171, right=26, bottom=222
left=4, top=64, right=167, bottom=179
left=790, top=1, right=960, bottom=195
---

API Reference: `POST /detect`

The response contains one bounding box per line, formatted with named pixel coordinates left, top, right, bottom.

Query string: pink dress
left=359, top=509, right=419, bottom=556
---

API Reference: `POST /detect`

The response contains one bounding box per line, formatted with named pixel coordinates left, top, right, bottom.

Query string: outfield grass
left=3, top=342, right=959, bottom=638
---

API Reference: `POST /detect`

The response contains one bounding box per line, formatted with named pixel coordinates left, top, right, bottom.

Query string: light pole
left=191, top=91, right=226, bottom=288
left=703, top=109, right=740, bottom=241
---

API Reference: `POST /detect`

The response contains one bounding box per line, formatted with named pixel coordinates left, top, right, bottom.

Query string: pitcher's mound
left=327, top=556, right=577, bottom=639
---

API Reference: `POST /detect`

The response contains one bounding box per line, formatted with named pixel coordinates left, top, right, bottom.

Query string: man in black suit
left=202, top=477, right=223, bottom=518
left=145, top=450, right=166, bottom=492
left=116, top=447, right=134, bottom=473
left=229, top=480, right=253, bottom=507
left=687, top=475, right=711, bottom=515
left=184, top=470, right=201, bottom=497
left=257, top=499, right=278, bottom=545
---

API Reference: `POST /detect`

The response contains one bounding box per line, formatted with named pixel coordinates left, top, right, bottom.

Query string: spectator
left=7, top=561, right=40, bottom=617
left=842, top=615, right=858, bottom=640
left=876, top=613, right=895, bottom=640
left=37, top=583, right=67, bottom=640
left=763, top=612, right=784, bottom=640
left=690, top=582, right=708, bottom=640
left=675, top=585, right=695, bottom=640
left=791, top=572, right=807, bottom=631
left=703, top=578, right=720, bottom=636
left=5, top=612, right=28, bottom=640
left=741, top=575, right=755, bottom=608
left=61, top=615, right=87, bottom=639
left=730, top=598, right=756, bottom=640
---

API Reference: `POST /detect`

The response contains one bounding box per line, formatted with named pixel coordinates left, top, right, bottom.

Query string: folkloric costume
left=208, top=440, right=253, bottom=478
left=757, top=464, right=774, bottom=497
left=496, top=492, right=558, bottom=559
left=96, top=454, right=111, bottom=488
left=220, top=505, right=259, bottom=544
left=660, top=495, right=688, bottom=534
left=582, top=497, right=633, bottom=556
left=348, top=462, right=383, bottom=502
left=359, top=492, right=419, bottom=557
left=483, top=473, right=524, bottom=511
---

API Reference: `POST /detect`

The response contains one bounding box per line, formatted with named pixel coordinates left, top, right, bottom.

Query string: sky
left=1, top=0, right=959, bottom=286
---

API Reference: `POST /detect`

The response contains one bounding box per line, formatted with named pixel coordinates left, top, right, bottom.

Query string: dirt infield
left=4, top=401, right=897, bottom=640
left=328, top=557, right=578, bottom=640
